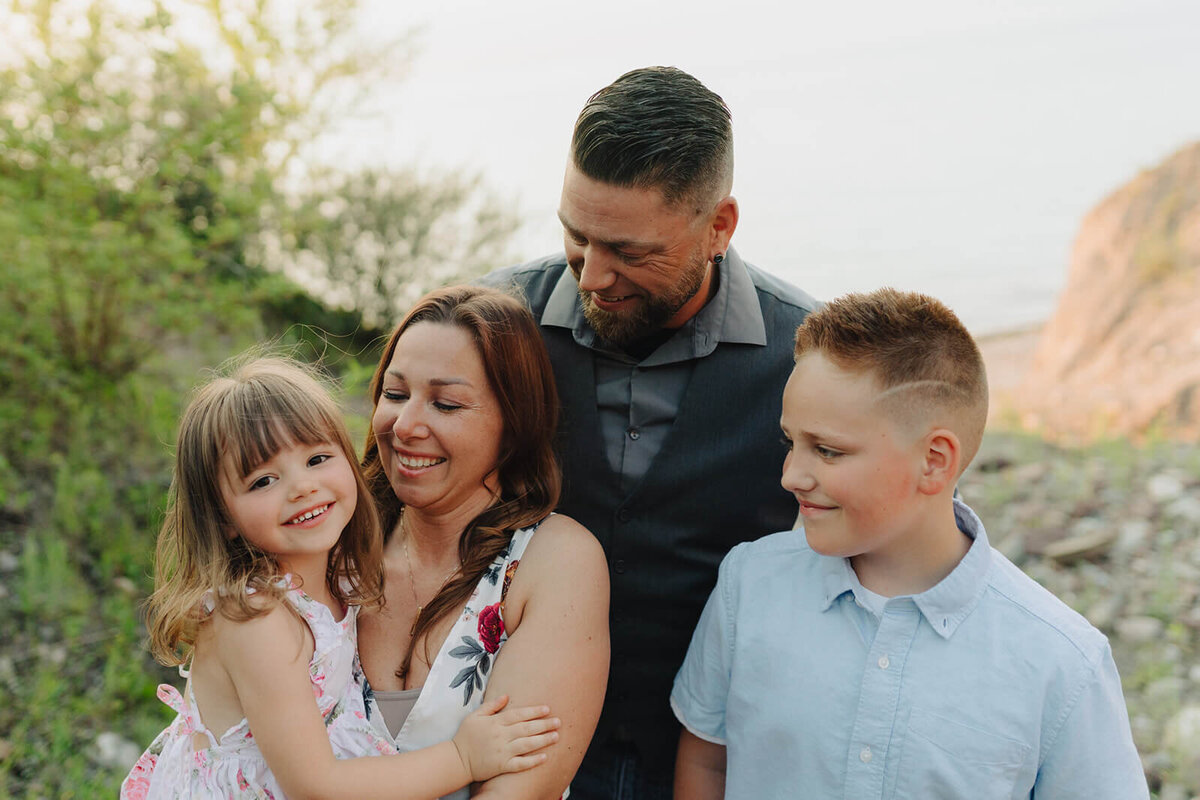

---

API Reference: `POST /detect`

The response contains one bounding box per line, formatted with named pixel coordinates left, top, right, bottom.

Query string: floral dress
left=121, top=583, right=394, bottom=800
left=367, top=522, right=567, bottom=800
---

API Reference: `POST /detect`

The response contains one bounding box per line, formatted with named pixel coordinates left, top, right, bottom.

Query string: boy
left=670, top=288, right=1147, bottom=798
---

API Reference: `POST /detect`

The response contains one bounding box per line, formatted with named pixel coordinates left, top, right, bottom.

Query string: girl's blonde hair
left=147, top=356, right=383, bottom=666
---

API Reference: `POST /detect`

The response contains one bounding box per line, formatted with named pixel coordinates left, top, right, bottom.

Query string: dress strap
left=185, top=678, right=221, bottom=748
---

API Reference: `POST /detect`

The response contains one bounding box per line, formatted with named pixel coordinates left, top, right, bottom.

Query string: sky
left=316, top=0, right=1200, bottom=334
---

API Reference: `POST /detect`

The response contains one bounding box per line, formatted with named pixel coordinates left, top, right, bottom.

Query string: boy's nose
left=781, top=455, right=817, bottom=495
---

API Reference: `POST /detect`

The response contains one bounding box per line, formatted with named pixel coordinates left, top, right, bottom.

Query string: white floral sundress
left=121, top=583, right=394, bottom=799
left=366, top=521, right=567, bottom=800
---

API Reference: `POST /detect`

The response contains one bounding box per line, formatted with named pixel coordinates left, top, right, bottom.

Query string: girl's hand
left=450, top=695, right=560, bottom=782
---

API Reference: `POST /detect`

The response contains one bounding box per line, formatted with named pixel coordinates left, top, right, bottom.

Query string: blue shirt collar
left=540, top=246, right=767, bottom=361
left=818, top=499, right=993, bottom=639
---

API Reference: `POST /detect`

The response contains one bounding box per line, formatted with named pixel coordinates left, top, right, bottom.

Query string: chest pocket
left=894, top=707, right=1031, bottom=800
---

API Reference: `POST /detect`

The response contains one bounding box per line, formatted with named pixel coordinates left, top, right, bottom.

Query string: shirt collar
left=539, top=246, right=767, bottom=362
left=817, top=499, right=993, bottom=639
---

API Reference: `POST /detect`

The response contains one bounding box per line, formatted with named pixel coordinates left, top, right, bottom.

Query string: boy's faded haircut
left=794, top=288, right=989, bottom=468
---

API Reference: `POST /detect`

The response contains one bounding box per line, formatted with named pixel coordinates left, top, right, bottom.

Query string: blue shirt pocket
left=894, top=707, right=1031, bottom=799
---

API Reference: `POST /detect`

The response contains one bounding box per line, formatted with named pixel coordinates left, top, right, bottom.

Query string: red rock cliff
left=1017, top=141, right=1200, bottom=440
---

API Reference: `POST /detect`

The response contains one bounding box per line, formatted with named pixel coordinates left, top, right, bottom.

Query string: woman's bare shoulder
left=523, top=513, right=605, bottom=567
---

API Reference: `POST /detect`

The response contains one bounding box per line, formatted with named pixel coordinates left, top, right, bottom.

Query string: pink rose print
left=119, top=751, right=157, bottom=800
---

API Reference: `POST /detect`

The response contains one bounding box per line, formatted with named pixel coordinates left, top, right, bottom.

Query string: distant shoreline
left=977, top=322, right=1045, bottom=420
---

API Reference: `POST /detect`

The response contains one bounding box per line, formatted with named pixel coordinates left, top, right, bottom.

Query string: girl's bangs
left=220, top=379, right=342, bottom=477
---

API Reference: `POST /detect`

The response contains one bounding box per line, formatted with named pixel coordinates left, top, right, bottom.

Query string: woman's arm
left=216, top=603, right=557, bottom=800
left=675, top=729, right=726, bottom=800
left=471, top=515, right=611, bottom=799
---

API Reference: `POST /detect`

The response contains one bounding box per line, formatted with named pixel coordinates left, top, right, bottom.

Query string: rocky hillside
left=1016, top=141, right=1200, bottom=440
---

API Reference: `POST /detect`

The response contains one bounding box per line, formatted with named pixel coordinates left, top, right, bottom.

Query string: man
left=481, top=66, right=818, bottom=799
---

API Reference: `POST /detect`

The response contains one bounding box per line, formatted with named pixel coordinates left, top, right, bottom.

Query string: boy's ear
left=917, top=428, right=961, bottom=496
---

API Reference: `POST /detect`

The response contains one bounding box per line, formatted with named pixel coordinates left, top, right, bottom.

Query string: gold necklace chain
left=401, top=534, right=460, bottom=638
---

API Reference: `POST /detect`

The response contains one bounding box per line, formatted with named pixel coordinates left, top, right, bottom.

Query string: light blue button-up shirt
left=671, top=501, right=1148, bottom=799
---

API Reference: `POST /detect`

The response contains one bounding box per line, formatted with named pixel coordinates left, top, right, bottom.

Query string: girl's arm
left=675, top=730, right=726, bottom=800
left=470, top=515, right=610, bottom=800
left=215, top=603, right=558, bottom=800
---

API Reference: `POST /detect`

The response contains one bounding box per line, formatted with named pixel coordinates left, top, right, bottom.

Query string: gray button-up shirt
left=539, top=251, right=769, bottom=491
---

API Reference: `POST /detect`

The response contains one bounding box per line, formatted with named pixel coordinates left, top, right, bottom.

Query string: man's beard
left=577, top=249, right=709, bottom=347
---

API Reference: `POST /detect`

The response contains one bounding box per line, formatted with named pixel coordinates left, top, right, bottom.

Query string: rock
left=0, top=550, right=17, bottom=572
left=88, top=732, right=142, bottom=771
left=1166, top=495, right=1200, bottom=525
left=1164, top=705, right=1200, bottom=787
left=1149, top=473, right=1187, bottom=503
left=1158, top=783, right=1189, bottom=800
left=1115, top=616, right=1165, bottom=645
left=1042, top=524, right=1117, bottom=563
left=1114, top=519, right=1154, bottom=559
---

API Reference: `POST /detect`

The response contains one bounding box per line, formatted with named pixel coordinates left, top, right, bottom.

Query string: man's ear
left=917, top=428, right=961, bottom=496
left=709, top=195, right=739, bottom=255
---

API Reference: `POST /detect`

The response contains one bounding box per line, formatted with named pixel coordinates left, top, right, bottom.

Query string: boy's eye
left=249, top=475, right=276, bottom=490
left=815, top=445, right=842, bottom=459
left=779, top=436, right=793, bottom=451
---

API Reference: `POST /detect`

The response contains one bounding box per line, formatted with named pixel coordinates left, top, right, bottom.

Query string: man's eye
left=780, top=436, right=793, bottom=451
left=815, top=446, right=841, bottom=459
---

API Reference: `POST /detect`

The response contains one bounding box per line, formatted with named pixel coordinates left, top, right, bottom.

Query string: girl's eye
left=249, top=475, right=276, bottom=491
left=308, top=453, right=332, bottom=467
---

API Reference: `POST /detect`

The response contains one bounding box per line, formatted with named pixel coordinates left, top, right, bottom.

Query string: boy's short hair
left=794, top=288, right=989, bottom=469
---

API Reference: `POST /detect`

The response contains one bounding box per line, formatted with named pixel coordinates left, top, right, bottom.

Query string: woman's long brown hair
left=361, top=285, right=561, bottom=680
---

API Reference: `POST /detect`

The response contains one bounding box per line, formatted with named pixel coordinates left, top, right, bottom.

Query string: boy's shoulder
left=979, top=545, right=1112, bottom=668
left=719, top=529, right=825, bottom=597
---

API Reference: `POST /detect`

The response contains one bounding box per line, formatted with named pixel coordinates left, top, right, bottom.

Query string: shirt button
left=878, top=655, right=890, bottom=670
left=627, top=427, right=640, bottom=440
left=860, top=746, right=872, bottom=763
left=614, top=559, right=627, bottom=574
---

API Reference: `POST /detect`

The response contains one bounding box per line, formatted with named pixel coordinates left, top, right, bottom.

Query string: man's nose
left=573, top=246, right=618, bottom=293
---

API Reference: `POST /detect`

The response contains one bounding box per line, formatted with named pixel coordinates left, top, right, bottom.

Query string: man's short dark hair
left=571, top=66, right=733, bottom=212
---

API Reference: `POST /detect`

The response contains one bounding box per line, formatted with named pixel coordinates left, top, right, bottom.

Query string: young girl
left=121, top=357, right=559, bottom=800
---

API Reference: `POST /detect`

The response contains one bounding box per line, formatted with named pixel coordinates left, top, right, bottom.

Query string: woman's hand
left=451, top=695, right=561, bottom=782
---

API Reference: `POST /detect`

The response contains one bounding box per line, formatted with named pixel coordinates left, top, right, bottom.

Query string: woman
left=357, top=285, right=610, bottom=799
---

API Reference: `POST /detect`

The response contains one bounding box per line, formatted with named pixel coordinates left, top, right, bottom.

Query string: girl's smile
left=220, top=438, right=357, bottom=579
